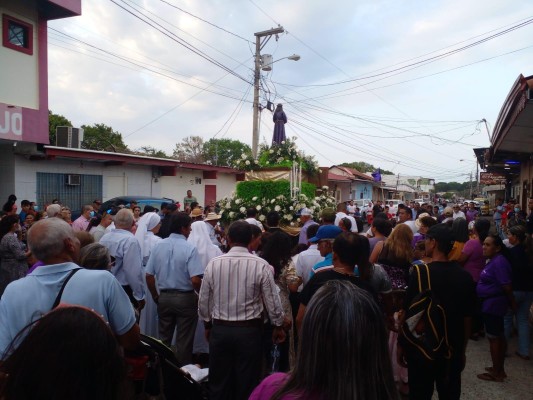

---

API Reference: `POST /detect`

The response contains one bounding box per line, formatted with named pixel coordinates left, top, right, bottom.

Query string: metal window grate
left=37, top=172, right=102, bottom=214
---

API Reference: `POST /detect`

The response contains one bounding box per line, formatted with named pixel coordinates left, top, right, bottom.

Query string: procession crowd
left=0, top=192, right=532, bottom=400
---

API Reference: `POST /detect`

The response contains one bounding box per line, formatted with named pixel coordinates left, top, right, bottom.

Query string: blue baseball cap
left=309, top=225, right=342, bottom=243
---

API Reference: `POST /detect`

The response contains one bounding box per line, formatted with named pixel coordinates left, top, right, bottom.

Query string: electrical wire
left=48, top=30, right=247, bottom=96
left=213, top=84, right=253, bottom=139
left=274, top=16, right=533, bottom=88
left=110, top=0, right=252, bottom=85
left=159, top=0, right=253, bottom=43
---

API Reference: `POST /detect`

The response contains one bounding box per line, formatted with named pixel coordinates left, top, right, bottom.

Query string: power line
left=274, top=16, right=533, bottom=88
left=159, top=0, right=253, bottom=43
left=213, top=84, right=253, bottom=139
left=110, top=0, right=252, bottom=85
left=127, top=0, right=249, bottom=65
left=48, top=30, right=247, bottom=96
left=283, top=44, right=533, bottom=103
left=48, top=28, right=252, bottom=103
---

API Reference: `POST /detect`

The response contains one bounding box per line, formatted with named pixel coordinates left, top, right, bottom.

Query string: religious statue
left=272, top=104, right=287, bottom=145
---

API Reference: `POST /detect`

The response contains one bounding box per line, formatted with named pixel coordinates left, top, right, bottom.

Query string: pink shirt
left=71, top=215, right=90, bottom=232
left=461, top=239, right=485, bottom=282
left=249, top=373, right=319, bottom=400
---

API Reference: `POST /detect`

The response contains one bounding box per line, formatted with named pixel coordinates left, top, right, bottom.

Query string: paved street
left=447, top=335, right=533, bottom=399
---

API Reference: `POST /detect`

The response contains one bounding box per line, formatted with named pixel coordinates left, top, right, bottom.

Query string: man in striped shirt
left=198, top=221, right=286, bottom=400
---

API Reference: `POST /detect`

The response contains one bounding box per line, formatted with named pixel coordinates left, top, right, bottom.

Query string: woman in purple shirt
left=459, top=219, right=490, bottom=340
left=249, top=280, right=398, bottom=400
left=476, top=234, right=516, bottom=382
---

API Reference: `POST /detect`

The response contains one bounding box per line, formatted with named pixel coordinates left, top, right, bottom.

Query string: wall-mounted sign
left=480, top=172, right=506, bottom=185
left=0, top=104, right=23, bottom=140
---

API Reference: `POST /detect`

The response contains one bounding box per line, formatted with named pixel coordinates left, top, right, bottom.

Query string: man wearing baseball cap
left=308, top=225, right=342, bottom=278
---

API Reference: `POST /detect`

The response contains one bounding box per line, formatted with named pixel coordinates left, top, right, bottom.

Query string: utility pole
left=252, top=26, right=284, bottom=158
left=469, top=171, right=473, bottom=199
left=481, top=118, right=491, bottom=142
left=476, top=159, right=479, bottom=196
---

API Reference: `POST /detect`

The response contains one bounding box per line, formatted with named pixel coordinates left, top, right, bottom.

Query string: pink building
left=0, top=0, right=81, bottom=200
left=1, top=1, right=81, bottom=143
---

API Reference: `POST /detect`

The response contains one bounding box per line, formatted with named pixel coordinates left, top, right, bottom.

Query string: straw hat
left=190, top=208, right=203, bottom=218
left=204, top=212, right=221, bottom=222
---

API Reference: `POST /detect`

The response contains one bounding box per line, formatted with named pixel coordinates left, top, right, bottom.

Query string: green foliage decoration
left=236, top=180, right=315, bottom=201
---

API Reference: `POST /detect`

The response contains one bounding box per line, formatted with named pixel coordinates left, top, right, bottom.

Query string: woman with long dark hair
left=0, top=215, right=28, bottom=297
left=370, top=224, right=413, bottom=293
left=0, top=306, right=126, bottom=400
left=250, top=280, right=398, bottom=400
left=448, top=217, right=469, bottom=261
left=503, top=225, right=533, bottom=360
left=261, top=231, right=298, bottom=372
left=476, top=234, right=516, bottom=382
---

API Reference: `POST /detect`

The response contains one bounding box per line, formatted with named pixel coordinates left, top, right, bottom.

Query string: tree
left=134, top=146, right=169, bottom=158
left=202, top=138, right=251, bottom=167
left=80, top=123, right=128, bottom=152
left=48, top=110, right=72, bottom=145
left=172, top=136, right=205, bottom=163
left=340, top=161, right=393, bottom=175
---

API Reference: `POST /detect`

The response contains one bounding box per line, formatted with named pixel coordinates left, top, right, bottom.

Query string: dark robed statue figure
left=272, top=104, right=287, bottom=145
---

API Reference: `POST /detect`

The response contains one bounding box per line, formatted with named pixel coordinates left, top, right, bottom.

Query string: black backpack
left=400, top=263, right=451, bottom=362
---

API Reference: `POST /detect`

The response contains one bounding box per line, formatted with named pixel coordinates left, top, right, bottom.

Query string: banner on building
left=480, top=172, right=506, bottom=185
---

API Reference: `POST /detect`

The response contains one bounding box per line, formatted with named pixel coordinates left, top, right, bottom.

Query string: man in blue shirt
left=309, top=225, right=343, bottom=278
left=145, top=212, right=204, bottom=366
left=0, top=218, right=139, bottom=358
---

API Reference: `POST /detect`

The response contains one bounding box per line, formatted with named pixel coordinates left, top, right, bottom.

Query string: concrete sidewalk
left=434, top=335, right=533, bottom=399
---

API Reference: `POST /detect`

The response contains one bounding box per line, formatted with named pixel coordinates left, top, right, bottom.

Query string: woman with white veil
left=135, top=212, right=162, bottom=337
left=188, top=220, right=223, bottom=357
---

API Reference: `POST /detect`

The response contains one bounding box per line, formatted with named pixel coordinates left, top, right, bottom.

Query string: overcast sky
left=47, top=0, right=533, bottom=182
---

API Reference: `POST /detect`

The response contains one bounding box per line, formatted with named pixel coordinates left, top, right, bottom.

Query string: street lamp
left=261, top=54, right=300, bottom=71
left=251, top=27, right=301, bottom=158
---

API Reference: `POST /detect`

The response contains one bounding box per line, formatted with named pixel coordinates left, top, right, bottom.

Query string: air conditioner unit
left=65, top=174, right=81, bottom=186
left=56, top=126, right=84, bottom=148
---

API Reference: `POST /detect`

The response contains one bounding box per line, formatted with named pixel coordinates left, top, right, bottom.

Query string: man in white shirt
left=334, top=203, right=357, bottom=233
left=90, top=212, right=113, bottom=242
left=452, top=204, right=466, bottom=220
left=397, top=206, right=417, bottom=234
left=199, top=221, right=286, bottom=400
left=346, top=200, right=356, bottom=215
left=244, top=207, right=264, bottom=232
left=295, top=224, right=324, bottom=288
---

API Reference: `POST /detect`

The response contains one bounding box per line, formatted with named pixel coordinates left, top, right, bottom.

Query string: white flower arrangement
left=219, top=188, right=336, bottom=226
left=245, top=160, right=250, bottom=165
